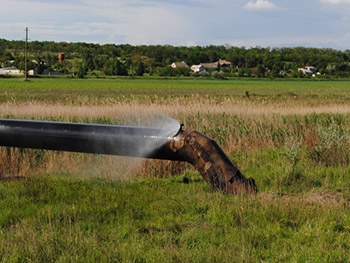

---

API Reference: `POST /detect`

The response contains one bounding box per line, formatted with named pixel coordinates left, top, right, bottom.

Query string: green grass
left=1, top=77, right=349, bottom=102
left=0, top=173, right=349, bottom=262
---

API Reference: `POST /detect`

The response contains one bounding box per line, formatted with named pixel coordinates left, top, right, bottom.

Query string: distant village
left=1, top=38, right=350, bottom=78
left=0, top=57, right=235, bottom=76
left=0, top=55, right=319, bottom=77
left=171, top=59, right=232, bottom=73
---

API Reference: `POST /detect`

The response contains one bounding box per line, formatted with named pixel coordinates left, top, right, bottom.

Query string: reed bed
left=1, top=94, right=349, bottom=119
left=1, top=94, right=349, bottom=180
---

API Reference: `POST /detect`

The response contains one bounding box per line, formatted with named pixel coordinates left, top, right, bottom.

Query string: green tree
left=82, top=49, right=94, bottom=71
left=135, top=60, right=145, bottom=76
left=158, top=66, right=176, bottom=76
left=103, top=58, right=128, bottom=76
left=116, top=60, right=128, bottom=76
left=103, top=58, right=116, bottom=76
left=257, top=64, right=265, bottom=77
left=77, top=63, right=88, bottom=78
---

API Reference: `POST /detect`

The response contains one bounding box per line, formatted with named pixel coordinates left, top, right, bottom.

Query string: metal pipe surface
left=0, top=118, right=180, bottom=159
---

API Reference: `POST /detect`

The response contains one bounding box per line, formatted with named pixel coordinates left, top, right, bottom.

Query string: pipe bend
left=169, top=129, right=257, bottom=195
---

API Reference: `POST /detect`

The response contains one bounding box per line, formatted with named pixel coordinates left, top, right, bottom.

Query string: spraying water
left=136, top=115, right=181, bottom=158
left=105, top=115, right=181, bottom=179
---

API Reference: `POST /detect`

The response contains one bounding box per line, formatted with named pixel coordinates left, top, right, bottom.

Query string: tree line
left=1, top=38, right=349, bottom=78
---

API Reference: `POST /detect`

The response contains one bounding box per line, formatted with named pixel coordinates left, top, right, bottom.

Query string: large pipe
left=0, top=118, right=257, bottom=194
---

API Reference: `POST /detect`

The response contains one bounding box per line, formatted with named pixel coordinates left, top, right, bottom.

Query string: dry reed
left=1, top=96, right=349, bottom=179
left=1, top=97, right=349, bottom=120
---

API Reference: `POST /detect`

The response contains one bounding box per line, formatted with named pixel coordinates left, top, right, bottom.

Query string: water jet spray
left=0, top=118, right=257, bottom=195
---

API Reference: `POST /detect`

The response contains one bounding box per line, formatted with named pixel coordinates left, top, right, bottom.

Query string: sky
left=1, top=0, right=350, bottom=50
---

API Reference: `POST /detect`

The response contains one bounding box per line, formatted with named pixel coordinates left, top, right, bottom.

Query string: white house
left=28, top=69, right=38, bottom=76
left=298, top=66, right=317, bottom=75
left=0, top=66, right=22, bottom=75
left=191, top=64, right=205, bottom=72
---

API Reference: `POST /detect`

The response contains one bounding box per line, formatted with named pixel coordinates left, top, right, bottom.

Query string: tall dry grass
left=1, top=94, right=349, bottom=180
left=1, top=95, right=349, bottom=120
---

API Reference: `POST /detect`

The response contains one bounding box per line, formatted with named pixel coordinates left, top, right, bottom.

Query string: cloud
left=1, top=0, right=350, bottom=50
left=321, top=0, right=350, bottom=3
left=244, top=0, right=277, bottom=10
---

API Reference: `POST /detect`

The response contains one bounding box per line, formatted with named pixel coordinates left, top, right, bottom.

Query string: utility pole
left=24, top=27, right=28, bottom=81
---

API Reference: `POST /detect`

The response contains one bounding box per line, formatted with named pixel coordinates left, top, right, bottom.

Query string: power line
left=24, top=27, right=28, bottom=81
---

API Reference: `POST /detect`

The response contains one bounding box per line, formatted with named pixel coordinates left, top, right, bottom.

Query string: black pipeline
left=0, top=118, right=257, bottom=194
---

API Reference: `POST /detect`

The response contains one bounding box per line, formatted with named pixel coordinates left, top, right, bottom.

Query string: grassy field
left=0, top=77, right=350, bottom=262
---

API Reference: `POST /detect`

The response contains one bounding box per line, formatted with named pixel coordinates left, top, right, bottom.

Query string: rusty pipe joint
left=168, top=128, right=257, bottom=195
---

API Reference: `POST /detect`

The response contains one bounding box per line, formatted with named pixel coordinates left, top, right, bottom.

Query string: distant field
left=1, top=78, right=349, bottom=120
left=1, top=77, right=349, bottom=101
left=0, top=77, right=349, bottom=262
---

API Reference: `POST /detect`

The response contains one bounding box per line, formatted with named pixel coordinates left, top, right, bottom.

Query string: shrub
left=309, top=118, right=350, bottom=167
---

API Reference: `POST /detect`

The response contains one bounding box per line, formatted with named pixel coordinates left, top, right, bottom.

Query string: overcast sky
left=1, top=0, right=350, bottom=50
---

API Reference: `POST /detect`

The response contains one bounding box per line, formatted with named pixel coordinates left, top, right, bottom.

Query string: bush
left=309, top=118, right=350, bottom=166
